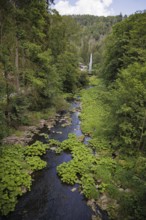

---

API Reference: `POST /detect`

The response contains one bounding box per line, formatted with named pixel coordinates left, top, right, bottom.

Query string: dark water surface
left=1, top=102, right=93, bottom=220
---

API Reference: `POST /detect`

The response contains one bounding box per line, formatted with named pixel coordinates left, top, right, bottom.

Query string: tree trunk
left=139, top=109, right=146, bottom=151
left=15, top=37, right=19, bottom=92
left=5, top=71, right=11, bottom=126
left=0, top=22, right=2, bottom=46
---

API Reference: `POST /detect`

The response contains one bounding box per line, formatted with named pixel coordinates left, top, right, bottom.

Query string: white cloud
left=52, top=0, right=113, bottom=16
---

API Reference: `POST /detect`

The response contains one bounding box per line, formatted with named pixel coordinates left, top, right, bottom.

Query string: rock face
left=2, top=126, right=40, bottom=146
left=92, top=215, right=101, bottom=220
left=78, top=135, right=85, bottom=142
left=2, top=113, right=60, bottom=146
left=2, top=135, right=31, bottom=145
left=87, top=199, right=96, bottom=212
left=2, top=111, right=73, bottom=146
left=71, top=187, right=77, bottom=192
left=97, top=194, right=110, bottom=210
left=97, top=193, right=119, bottom=220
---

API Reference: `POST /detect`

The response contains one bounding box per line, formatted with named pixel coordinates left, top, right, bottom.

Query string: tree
left=57, top=49, right=79, bottom=93
left=101, top=12, right=146, bottom=84
left=111, top=62, right=146, bottom=150
left=0, top=0, right=83, bottom=137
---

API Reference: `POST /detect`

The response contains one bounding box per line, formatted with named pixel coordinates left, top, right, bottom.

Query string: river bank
left=75, top=80, right=146, bottom=220
left=2, top=108, right=71, bottom=146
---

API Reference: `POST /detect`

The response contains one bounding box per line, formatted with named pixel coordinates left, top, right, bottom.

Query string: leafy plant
left=24, top=141, right=49, bottom=156
left=0, top=141, right=48, bottom=216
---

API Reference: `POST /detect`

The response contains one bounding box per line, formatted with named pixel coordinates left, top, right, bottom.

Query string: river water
left=1, top=101, right=109, bottom=220
left=1, top=101, right=93, bottom=220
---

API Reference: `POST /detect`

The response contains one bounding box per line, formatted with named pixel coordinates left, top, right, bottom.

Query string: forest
left=0, top=0, right=146, bottom=219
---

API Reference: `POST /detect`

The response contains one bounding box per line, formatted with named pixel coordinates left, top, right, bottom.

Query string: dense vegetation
left=83, top=12, right=146, bottom=219
left=79, top=79, right=146, bottom=219
left=0, top=0, right=87, bottom=216
left=0, top=1, right=120, bottom=140
left=71, top=14, right=123, bottom=69
left=56, top=11, right=146, bottom=220
left=101, top=12, right=146, bottom=151
left=56, top=73, right=146, bottom=219
left=0, top=0, right=88, bottom=140
left=1, top=0, right=146, bottom=219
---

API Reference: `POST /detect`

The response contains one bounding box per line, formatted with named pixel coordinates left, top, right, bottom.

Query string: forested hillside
left=0, top=0, right=87, bottom=140
left=101, top=11, right=146, bottom=150
left=71, top=14, right=123, bottom=69
left=1, top=1, right=146, bottom=219
left=0, top=2, right=120, bottom=140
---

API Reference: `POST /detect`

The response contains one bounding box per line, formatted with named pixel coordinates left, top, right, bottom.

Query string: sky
left=52, top=0, right=146, bottom=16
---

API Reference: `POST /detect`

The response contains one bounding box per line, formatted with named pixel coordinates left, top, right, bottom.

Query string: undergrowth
left=80, top=79, right=112, bottom=138
left=0, top=141, right=50, bottom=216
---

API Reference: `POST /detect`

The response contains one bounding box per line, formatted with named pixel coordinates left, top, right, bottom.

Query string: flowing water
left=1, top=102, right=93, bottom=220
left=1, top=101, right=108, bottom=220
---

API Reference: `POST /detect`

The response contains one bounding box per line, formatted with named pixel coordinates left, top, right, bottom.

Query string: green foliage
left=26, top=156, right=46, bottom=171
left=88, top=138, right=110, bottom=152
left=48, top=12, right=66, bottom=58
left=24, top=141, right=49, bottom=156
left=0, top=110, right=8, bottom=140
left=109, top=62, right=146, bottom=150
left=81, top=174, right=98, bottom=199
left=0, top=141, right=48, bottom=216
left=80, top=80, right=113, bottom=138
left=0, top=145, right=31, bottom=215
left=78, top=70, right=89, bottom=87
left=73, top=14, right=121, bottom=65
left=0, top=0, right=82, bottom=139
left=101, top=12, right=146, bottom=83
left=98, top=12, right=146, bottom=151
left=57, top=162, right=78, bottom=185
left=48, top=139, right=61, bottom=148
left=1, top=4, right=146, bottom=220
left=56, top=50, right=79, bottom=93
left=78, top=74, right=146, bottom=219
left=56, top=134, right=98, bottom=198
left=89, top=76, right=99, bottom=86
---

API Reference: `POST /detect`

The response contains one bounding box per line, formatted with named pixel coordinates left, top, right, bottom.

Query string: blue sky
left=111, top=0, right=146, bottom=15
left=52, top=0, right=146, bottom=16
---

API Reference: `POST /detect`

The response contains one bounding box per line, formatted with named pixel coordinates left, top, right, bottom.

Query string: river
left=1, top=101, right=108, bottom=220
left=1, top=101, right=93, bottom=220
